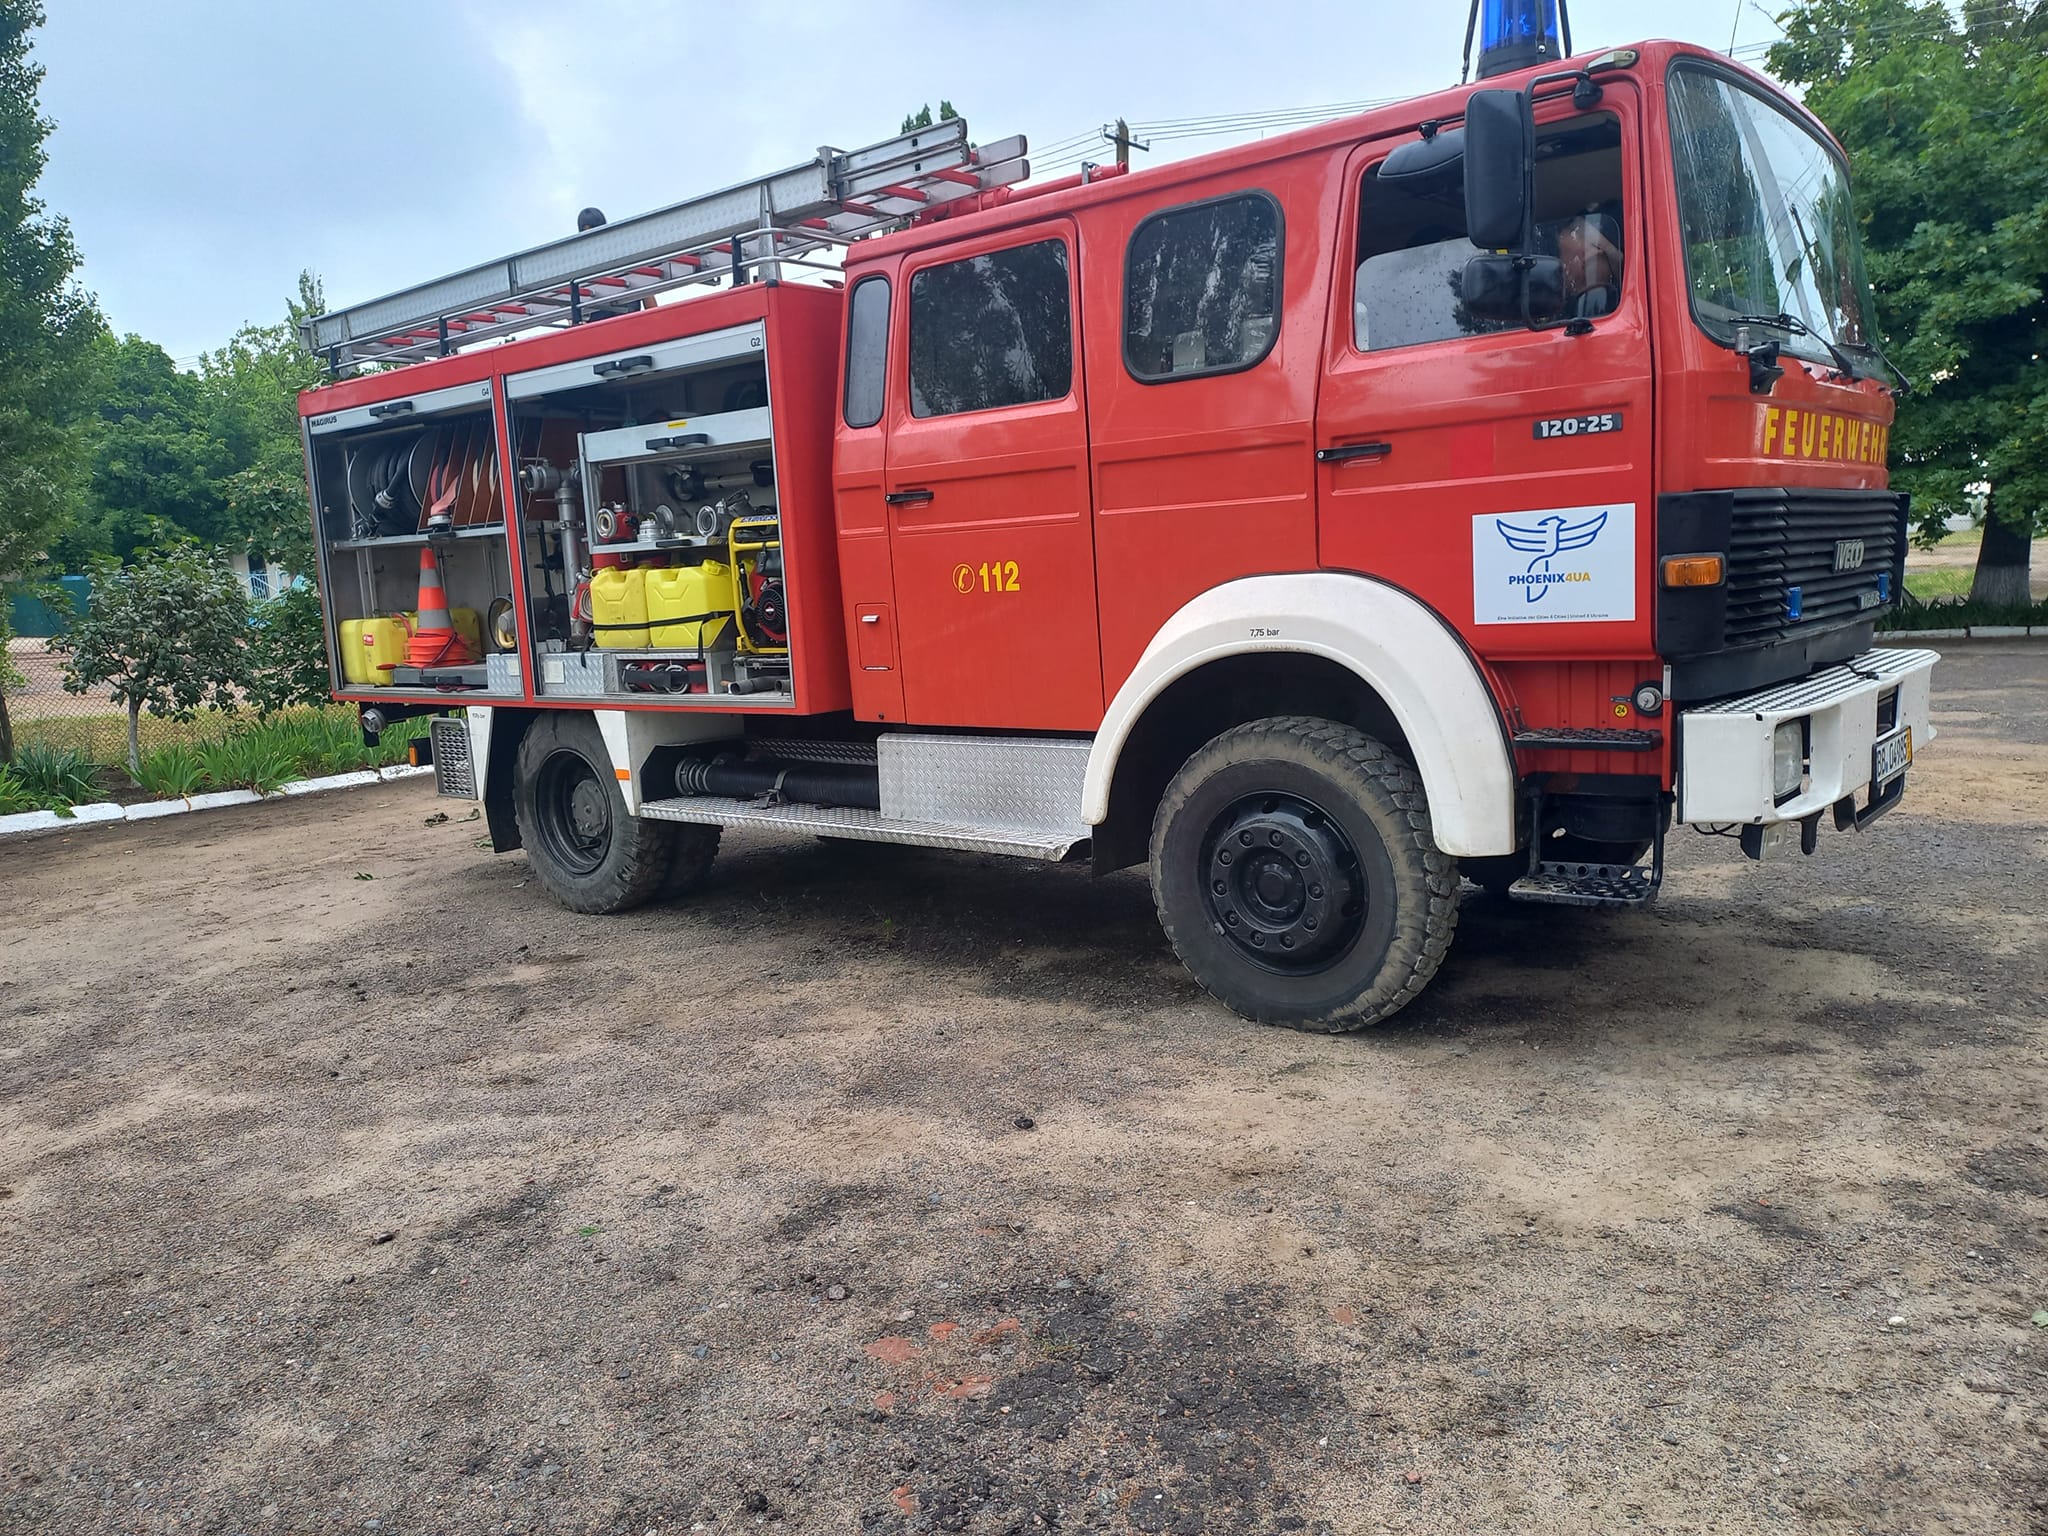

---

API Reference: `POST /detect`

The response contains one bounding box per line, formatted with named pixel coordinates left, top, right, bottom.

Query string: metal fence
left=4, top=636, right=256, bottom=762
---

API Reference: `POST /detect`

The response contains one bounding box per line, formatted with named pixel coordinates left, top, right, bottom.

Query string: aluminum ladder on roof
left=301, top=119, right=1028, bottom=376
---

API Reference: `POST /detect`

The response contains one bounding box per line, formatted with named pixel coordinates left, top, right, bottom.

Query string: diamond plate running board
left=637, top=796, right=1084, bottom=861
left=1508, top=860, right=1659, bottom=909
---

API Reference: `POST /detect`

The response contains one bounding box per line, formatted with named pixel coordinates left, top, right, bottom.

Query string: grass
left=1904, top=567, right=1974, bottom=602
left=3, top=706, right=438, bottom=813
left=1880, top=593, right=2048, bottom=631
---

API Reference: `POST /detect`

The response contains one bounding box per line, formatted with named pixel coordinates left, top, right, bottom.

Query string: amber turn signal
left=1661, top=554, right=1725, bottom=589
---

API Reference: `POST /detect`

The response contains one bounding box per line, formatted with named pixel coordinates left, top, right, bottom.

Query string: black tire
left=1149, top=717, right=1460, bottom=1031
left=661, top=824, right=722, bottom=899
left=512, top=712, right=676, bottom=914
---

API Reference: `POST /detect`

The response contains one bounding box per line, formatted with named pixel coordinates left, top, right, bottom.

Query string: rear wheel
left=513, top=712, right=678, bottom=914
left=1149, top=717, right=1459, bottom=1031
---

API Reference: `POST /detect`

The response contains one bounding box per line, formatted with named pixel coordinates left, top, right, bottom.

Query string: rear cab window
left=1354, top=113, right=1624, bottom=352
left=1123, top=192, right=1283, bottom=381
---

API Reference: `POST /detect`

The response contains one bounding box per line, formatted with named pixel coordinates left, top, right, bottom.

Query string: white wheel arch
left=1083, top=573, right=1518, bottom=858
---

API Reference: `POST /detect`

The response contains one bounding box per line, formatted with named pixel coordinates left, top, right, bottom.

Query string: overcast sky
left=33, top=0, right=1784, bottom=363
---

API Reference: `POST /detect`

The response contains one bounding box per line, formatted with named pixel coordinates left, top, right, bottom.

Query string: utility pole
left=1104, top=118, right=1150, bottom=171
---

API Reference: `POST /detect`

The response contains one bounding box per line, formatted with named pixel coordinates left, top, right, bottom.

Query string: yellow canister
left=589, top=566, right=650, bottom=649
left=340, top=616, right=411, bottom=685
left=645, top=561, right=734, bottom=649
left=447, top=606, right=484, bottom=658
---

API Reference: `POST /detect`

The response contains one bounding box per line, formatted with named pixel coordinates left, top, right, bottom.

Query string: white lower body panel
left=1678, top=646, right=1938, bottom=827
left=638, top=795, right=1082, bottom=860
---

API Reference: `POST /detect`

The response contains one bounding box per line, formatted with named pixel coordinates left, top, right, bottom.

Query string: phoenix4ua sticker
left=1471, top=505, right=1637, bottom=625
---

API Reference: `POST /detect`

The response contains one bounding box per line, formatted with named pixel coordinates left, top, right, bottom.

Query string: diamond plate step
left=638, top=796, right=1082, bottom=861
left=1508, top=860, right=1660, bottom=909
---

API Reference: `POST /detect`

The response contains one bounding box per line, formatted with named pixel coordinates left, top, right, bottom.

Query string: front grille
left=1725, top=488, right=1906, bottom=647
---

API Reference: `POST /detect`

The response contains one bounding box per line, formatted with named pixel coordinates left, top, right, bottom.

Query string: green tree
left=57, top=332, right=229, bottom=565
left=0, top=0, right=104, bottom=760
left=1770, top=0, right=2048, bottom=605
left=900, top=100, right=960, bottom=133
left=198, top=270, right=325, bottom=578
left=51, top=539, right=249, bottom=777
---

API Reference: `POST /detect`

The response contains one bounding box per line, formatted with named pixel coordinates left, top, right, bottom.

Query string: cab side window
left=1354, top=114, right=1624, bottom=352
left=1123, top=192, right=1282, bottom=381
left=908, top=239, right=1072, bottom=418
left=843, top=275, right=890, bottom=429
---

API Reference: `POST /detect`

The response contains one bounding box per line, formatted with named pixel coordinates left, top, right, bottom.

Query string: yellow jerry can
left=340, top=616, right=411, bottom=685
left=645, top=561, right=733, bottom=649
left=589, top=566, right=650, bottom=649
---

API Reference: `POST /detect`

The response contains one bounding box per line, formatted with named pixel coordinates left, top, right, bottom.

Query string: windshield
left=1669, top=66, right=1877, bottom=370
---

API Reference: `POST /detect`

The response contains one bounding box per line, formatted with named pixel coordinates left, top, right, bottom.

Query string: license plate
left=1872, top=725, right=1912, bottom=788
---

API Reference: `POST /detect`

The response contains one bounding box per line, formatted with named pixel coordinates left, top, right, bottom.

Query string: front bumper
left=1677, top=647, right=1938, bottom=828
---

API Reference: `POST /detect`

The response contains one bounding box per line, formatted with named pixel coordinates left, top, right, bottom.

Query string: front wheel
left=1149, top=717, right=1460, bottom=1031
left=513, top=712, right=680, bottom=914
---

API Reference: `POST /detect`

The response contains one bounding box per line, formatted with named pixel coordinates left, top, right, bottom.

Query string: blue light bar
left=1476, top=0, right=1565, bottom=78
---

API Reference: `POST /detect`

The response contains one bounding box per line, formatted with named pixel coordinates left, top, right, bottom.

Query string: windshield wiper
left=1838, top=336, right=1913, bottom=397
left=1721, top=312, right=1860, bottom=384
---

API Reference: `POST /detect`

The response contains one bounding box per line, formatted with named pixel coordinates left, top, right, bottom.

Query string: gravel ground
left=1, top=642, right=2043, bottom=1536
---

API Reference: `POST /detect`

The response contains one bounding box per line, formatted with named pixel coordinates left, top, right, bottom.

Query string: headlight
left=1773, top=720, right=1806, bottom=799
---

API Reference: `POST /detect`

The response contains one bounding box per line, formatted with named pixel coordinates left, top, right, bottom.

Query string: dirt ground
left=1, top=643, right=2043, bottom=1536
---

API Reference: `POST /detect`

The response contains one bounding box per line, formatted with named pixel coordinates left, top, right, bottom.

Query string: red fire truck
left=297, top=18, right=1936, bottom=1030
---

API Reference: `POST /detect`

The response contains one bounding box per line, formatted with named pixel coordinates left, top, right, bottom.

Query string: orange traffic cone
left=408, top=545, right=478, bottom=666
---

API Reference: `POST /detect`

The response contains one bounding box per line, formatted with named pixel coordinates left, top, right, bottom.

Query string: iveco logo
left=1833, top=538, right=1867, bottom=573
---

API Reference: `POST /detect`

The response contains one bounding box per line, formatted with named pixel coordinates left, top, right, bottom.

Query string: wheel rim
left=1200, top=792, right=1366, bottom=974
left=535, top=748, right=612, bottom=877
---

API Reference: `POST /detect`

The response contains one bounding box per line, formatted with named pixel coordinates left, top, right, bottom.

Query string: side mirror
left=1378, top=127, right=1465, bottom=187
left=1462, top=255, right=1566, bottom=324
left=1464, top=88, right=1533, bottom=251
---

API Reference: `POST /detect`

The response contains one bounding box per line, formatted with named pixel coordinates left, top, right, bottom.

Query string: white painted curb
left=0, top=763, right=439, bottom=844
left=1884, top=627, right=2046, bottom=641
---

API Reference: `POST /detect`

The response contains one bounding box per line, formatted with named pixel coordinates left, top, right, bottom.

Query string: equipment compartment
left=505, top=324, right=797, bottom=706
left=307, top=383, right=522, bottom=698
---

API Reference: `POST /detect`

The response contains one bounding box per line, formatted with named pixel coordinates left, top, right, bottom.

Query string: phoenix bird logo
left=1497, top=510, right=1609, bottom=603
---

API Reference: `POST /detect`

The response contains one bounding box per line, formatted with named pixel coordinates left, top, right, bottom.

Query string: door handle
left=885, top=489, right=935, bottom=506
left=860, top=612, right=881, bottom=625
left=1316, top=442, right=1393, bottom=464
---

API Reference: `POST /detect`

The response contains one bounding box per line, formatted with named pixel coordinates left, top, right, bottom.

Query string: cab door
left=882, top=220, right=1102, bottom=731
left=1318, top=94, right=1656, bottom=662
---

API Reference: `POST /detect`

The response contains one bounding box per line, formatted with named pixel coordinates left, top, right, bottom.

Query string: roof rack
left=302, top=120, right=1027, bottom=376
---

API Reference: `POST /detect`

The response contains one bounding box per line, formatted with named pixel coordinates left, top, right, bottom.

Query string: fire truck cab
left=298, top=34, right=1936, bottom=1031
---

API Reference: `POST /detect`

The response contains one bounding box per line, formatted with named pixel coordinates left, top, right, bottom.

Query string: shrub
left=136, top=743, right=207, bottom=799
left=195, top=734, right=297, bottom=795
left=10, top=742, right=98, bottom=808
left=246, top=583, right=333, bottom=716
left=0, top=767, right=37, bottom=815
